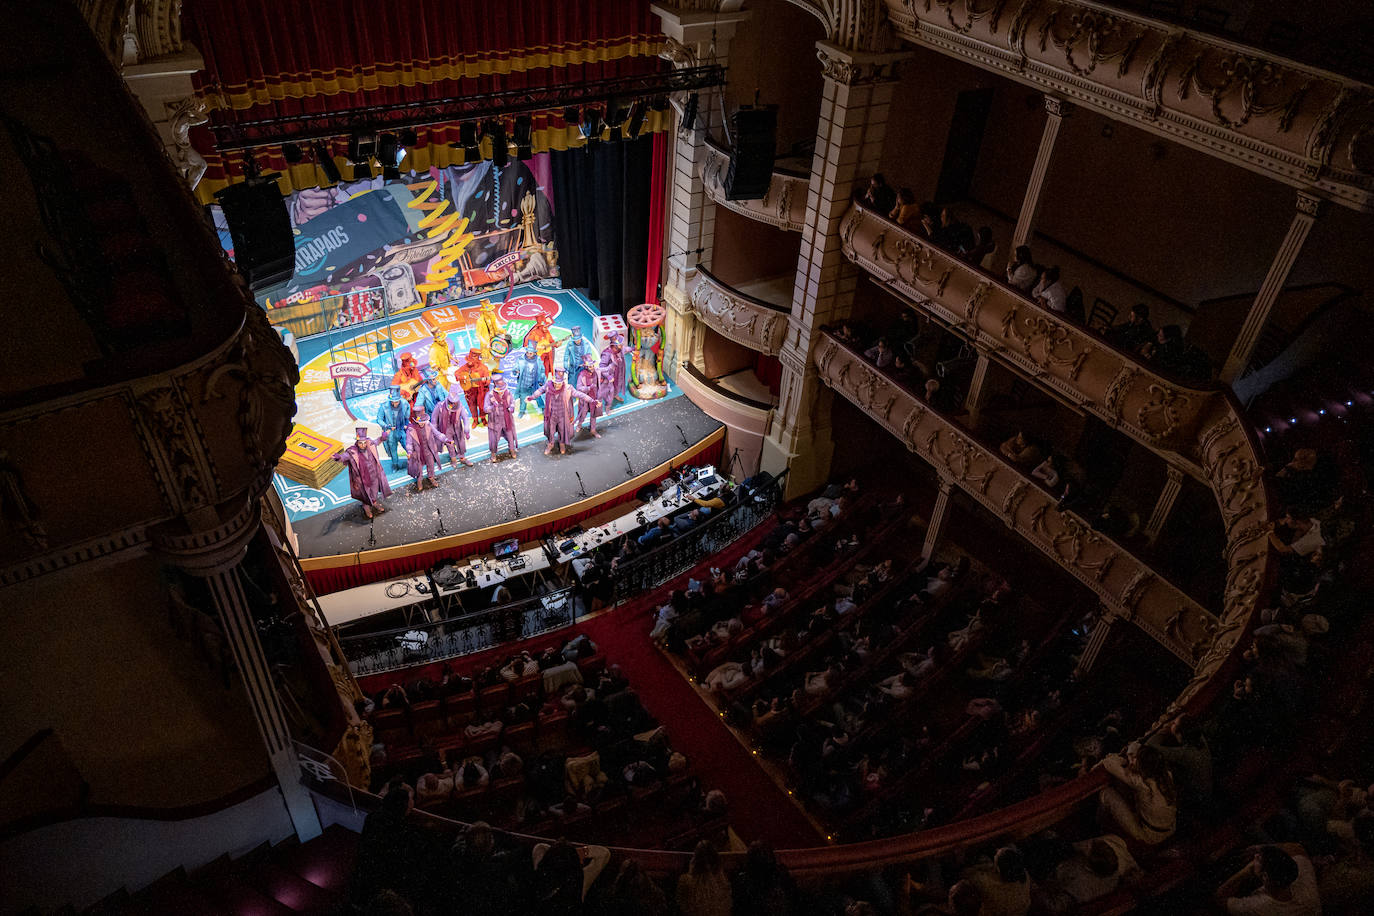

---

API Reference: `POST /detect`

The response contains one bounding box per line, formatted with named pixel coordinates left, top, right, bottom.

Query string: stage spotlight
left=459, top=121, right=482, bottom=161
left=282, top=142, right=304, bottom=164
left=626, top=100, right=647, bottom=139
left=682, top=92, right=699, bottom=131
left=378, top=133, right=400, bottom=180
left=313, top=141, right=342, bottom=184
left=579, top=107, right=604, bottom=141
left=488, top=120, right=509, bottom=168
left=513, top=115, right=533, bottom=160
left=347, top=130, right=377, bottom=165
left=650, top=95, right=670, bottom=111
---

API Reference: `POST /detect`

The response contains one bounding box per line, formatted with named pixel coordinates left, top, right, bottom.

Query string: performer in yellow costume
left=427, top=327, right=454, bottom=382
left=473, top=298, right=503, bottom=363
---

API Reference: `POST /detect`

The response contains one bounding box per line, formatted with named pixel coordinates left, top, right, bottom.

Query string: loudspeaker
left=214, top=178, right=294, bottom=290
left=724, top=106, right=778, bottom=201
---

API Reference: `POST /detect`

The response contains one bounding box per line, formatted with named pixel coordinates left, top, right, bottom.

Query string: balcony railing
left=814, top=330, right=1211, bottom=662
left=688, top=264, right=792, bottom=356
left=702, top=137, right=811, bottom=232
left=883, top=0, right=1374, bottom=211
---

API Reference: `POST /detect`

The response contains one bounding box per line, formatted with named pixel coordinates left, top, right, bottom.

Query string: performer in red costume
left=455, top=347, right=490, bottom=426
left=526, top=313, right=556, bottom=376
left=390, top=352, right=423, bottom=404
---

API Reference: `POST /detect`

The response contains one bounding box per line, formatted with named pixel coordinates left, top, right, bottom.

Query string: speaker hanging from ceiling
left=214, top=178, right=294, bottom=291
left=724, top=105, right=778, bottom=201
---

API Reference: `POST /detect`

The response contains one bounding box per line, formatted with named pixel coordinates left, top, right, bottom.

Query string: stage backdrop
left=211, top=156, right=557, bottom=334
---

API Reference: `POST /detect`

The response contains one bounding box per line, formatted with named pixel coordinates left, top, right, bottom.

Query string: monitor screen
left=492, top=538, right=520, bottom=558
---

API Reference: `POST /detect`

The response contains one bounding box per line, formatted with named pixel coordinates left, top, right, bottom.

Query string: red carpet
left=580, top=524, right=826, bottom=851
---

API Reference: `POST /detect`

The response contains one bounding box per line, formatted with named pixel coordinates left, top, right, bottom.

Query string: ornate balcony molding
left=885, top=0, right=1374, bottom=211
left=688, top=265, right=792, bottom=356
left=836, top=200, right=1273, bottom=708
left=842, top=202, right=1213, bottom=463
left=702, top=138, right=811, bottom=232
left=814, top=332, right=1212, bottom=662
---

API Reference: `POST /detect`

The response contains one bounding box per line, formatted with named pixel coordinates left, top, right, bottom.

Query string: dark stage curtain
left=549, top=135, right=655, bottom=316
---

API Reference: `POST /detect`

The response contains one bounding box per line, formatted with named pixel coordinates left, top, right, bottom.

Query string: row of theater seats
left=362, top=638, right=728, bottom=849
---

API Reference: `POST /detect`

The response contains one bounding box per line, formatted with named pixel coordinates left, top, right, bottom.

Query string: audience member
left=862, top=173, right=897, bottom=216
left=960, top=846, right=1031, bottom=916
left=1005, top=246, right=1039, bottom=292
left=677, top=840, right=734, bottom=916
left=999, top=432, right=1042, bottom=468
left=606, top=858, right=670, bottom=916
left=1032, top=266, right=1067, bottom=314
left=934, top=206, right=975, bottom=253
left=1147, top=324, right=1212, bottom=380
left=1106, top=303, right=1154, bottom=352
left=864, top=337, right=896, bottom=368
left=890, top=188, right=919, bottom=228
left=962, top=226, right=997, bottom=269
left=1215, top=844, right=1320, bottom=916
left=351, top=781, right=430, bottom=907
left=732, top=841, right=797, bottom=916
left=1098, top=744, right=1178, bottom=844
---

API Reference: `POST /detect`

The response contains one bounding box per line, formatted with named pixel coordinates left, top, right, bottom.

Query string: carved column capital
left=150, top=495, right=260, bottom=577
left=1043, top=95, right=1072, bottom=119
left=815, top=41, right=910, bottom=86
left=1295, top=189, right=1326, bottom=219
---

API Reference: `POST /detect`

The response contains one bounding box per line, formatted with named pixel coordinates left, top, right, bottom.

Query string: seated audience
left=890, top=188, right=919, bottom=228
left=1097, top=743, right=1178, bottom=844
left=677, top=840, right=733, bottom=916
left=999, top=432, right=1042, bottom=467
left=1106, top=303, right=1154, bottom=352
left=962, top=225, right=997, bottom=269
left=1032, top=266, right=1067, bottom=314
left=960, top=846, right=1031, bottom=916
left=1041, top=834, right=1140, bottom=913
left=1005, top=246, right=1039, bottom=292
left=862, top=173, right=897, bottom=215
left=864, top=337, right=896, bottom=368
left=1215, top=844, right=1321, bottom=916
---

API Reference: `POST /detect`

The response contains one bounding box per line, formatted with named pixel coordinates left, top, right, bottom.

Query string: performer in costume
left=390, top=352, right=423, bottom=403
left=562, top=325, right=596, bottom=377
left=431, top=388, right=474, bottom=468
left=428, top=327, right=454, bottom=381
left=456, top=347, right=490, bottom=426
left=598, top=333, right=628, bottom=411
left=574, top=351, right=604, bottom=438
left=414, top=368, right=448, bottom=415
left=332, top=425, right=391, bottom=519
left=375, top=387, right=409, bottom=471
left=529, top=368, right=598, bottom=455
left=405, top=406, right=451, bottom=492
left=512, top=344, right=546, bottom=418
left=484, top=371, right=519, bottom=459
left=473, top=298, right=503, bottom=362
left=526, top=313, right=556, bottom=376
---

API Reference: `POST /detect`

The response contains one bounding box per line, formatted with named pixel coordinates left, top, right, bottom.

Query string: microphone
left=510, top=488, right=520, bottom=519
left=675, top=423, right=689, bottom=446
left=575, top=471, right=588, bottom=498
left=623, top=451, right=634, bottom=476
left=434, top=507, right=446, bottom=536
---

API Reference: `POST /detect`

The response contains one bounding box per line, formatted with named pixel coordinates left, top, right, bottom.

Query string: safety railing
left=688, top=264, right=791, bottom=356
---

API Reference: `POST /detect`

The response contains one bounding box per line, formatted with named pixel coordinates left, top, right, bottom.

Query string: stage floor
left=290, top=395, right=724, bottom=558
left=273, top=279, right=682, bottom=524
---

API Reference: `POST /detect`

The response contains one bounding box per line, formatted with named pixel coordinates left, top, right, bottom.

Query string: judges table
left=317, top=574, right=437, bottom=628
left=324, top=465, right=723, bottom=629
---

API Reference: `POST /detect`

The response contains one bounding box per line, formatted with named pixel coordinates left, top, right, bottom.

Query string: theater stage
left=293, top=396, right=725, bottom=592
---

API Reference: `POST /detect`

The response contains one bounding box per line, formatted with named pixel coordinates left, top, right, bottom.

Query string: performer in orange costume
left=455, top=347, right=491, bottom=426
left=526, top=313, right=556, bottom=375
left=390, top=352, right=423, bottom=403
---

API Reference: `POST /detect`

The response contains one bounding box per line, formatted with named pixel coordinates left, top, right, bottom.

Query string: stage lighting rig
left=579, top=106, right=604, bottom=141
left=605, top=100, right=629, bottom=141
left=281, top=142, right=304, bottom=164
left=682, top=93, right=699, bottom=131
left=312, top=141, right=342, bottom=184
left=458, top=121, right=482, bottom=161
left=378, top=133, right=400, bottom=180
left=563, top=106, right=581, bottom=126
left=626, top=100, right=647, bottom=139
left=513, top=115, right=533, bottom=160
left=488, top=119, right=509, bottom=168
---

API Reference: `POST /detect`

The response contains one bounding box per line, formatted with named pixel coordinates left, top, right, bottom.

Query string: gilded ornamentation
left=0, top=450, right=47, bottom=550
left=928, top=0, right=1009, bottom=35
left=900, top=403, right=927, bottom=450
left=1008, top=0, right=1042, bottom=70
left=204, top=308, right=300, bottom=478
left=1135, top=383, right=1189, bottom=440
left=658, top=37, right=698, bottom=69
left=132, top=384, right=214, bottom=513
left=1141, top=31, right=1184, bottom=118
left=690, top=275, right=788, bottom=356
left=1037, top=8, right=1144, bottom=80
left=870, top=232, right=952, bottom=297
left=934, top=430, right=997, bottom=494
left=1003, top=312, right=1089, bottom=380
left=1044, top=513, right=1116, bottom=581
left=1002, top=479, right=1030, bottom=518
left=167, top=95, right=209, bottom=189
left=964, top=280, right=992, bottom=333
left=1177, top=51, right=1311, bottom=133
left=821, top=0, right=894, bottom=54
left=1119, top=567, right=1153, bottom=614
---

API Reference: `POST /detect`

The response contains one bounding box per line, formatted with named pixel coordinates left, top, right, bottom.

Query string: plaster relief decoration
left=883, top=0, right=1374, bottom=209
left=1038, top=6, right=1144, bottom=79
left=689, top=269, right=788, bottom=355
left=0, top=449, right=47, bottom=550
left=1002, top=311, right=1089, bottom=381
left=869, top=231, right=952, bottom=298
left=204, top=307, right=300, bottom=478
left=167, top=95, right=210, bottom=189
left=132, top=384, right=216, bottom=514
left=1177, top=51, right=1310, bottom=132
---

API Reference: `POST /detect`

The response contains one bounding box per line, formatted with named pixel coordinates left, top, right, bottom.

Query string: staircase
left=53, top=824, right=358, bottom=915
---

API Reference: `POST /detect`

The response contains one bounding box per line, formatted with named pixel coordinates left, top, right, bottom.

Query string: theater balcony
left=688, top=264, right=792, bottom=356
left=702, top=136, right=811, bottom=232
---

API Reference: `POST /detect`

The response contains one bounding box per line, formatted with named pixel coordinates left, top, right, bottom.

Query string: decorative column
left=760, top=40, right=910, bottom=496
left=154, top=503, right=323, bottom=842
left=1076, top=608, right=1115, bottom=675
left=1012, top=96, right=1070, bottom=249
left=1142, top=466, right=1185, bottom=545
left=922, top=477, right=955, bottom=560
left=1219, top=191, right=1325, bottom=383
left=653, top=4, right=751, bottom=381
left=963, top=351, right=992, bottom=428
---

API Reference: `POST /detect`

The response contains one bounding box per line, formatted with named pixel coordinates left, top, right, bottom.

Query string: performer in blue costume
left=414, top=368, right=448, bottom=415
left=374, top=387, right=409, bottom=471
left=513, top=344, right=546, bottom=418
left=562, top=325, right=597, bottom=377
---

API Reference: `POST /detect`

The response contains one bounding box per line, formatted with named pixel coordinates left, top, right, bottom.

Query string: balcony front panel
left=813, top=332, right=1212, bottom=662
left=689, top=265, right=791, bottom=356
left=885, top=0, right=1374, bottom=210
left=702, top=139, right=810, bottom=232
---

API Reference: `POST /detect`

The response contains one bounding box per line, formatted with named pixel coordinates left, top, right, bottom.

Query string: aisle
left=581, top=535, right=826, bottom=851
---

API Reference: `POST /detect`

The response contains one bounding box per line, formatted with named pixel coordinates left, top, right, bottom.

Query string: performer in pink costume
left=483, top=370, right=519, bottom=459
left=332, top=426, right=391, bottom=519
left=405, top=407, right=451, bottom=492
left=597, top=333, right=628, bottom=413
left=529, top=368, right=598, bottom=455
left=431, top=387, right=474, bottom=469
left=573, top=352, right=604, bottom=439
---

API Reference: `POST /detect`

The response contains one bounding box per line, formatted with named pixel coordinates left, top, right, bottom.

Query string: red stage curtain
left=755, top=353, right=783, bottom=396
left=644, top=130, right=668, bottom=304
left=303, top=438, right=723, bottom=595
